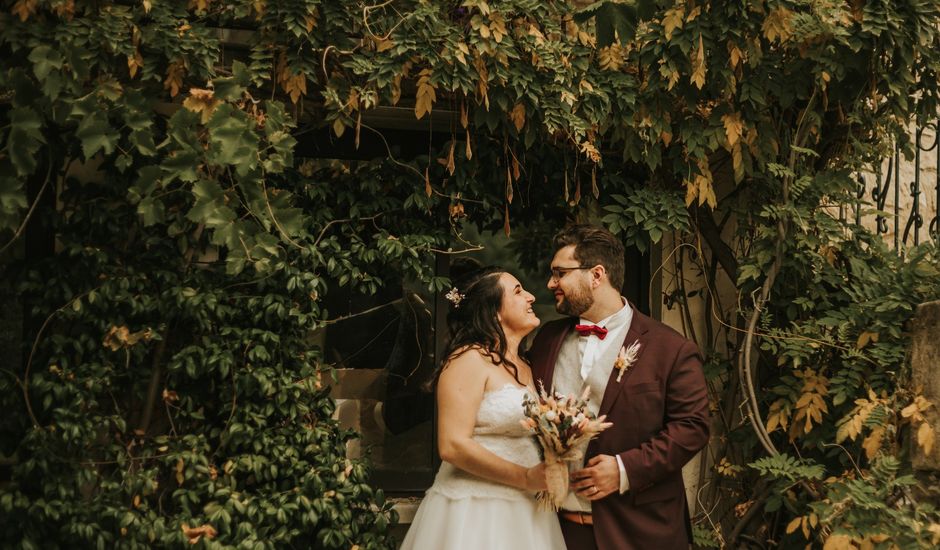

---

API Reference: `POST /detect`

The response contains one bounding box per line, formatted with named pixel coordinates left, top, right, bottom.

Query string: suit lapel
left=597, top=311, right=651, bottom=417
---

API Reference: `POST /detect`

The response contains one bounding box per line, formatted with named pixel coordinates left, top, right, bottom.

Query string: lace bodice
left=427, top=384, right=541, bottom=501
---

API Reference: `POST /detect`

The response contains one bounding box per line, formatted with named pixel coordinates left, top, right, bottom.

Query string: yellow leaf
left=690, top=34, right=706, bottom=90
left=684, top=178, right=697, bottom=207
left=127, top=50, right=144, bottom=79
left=580, top=141, right=601, bottom=163
left=474, top=55, right=490, bottom=110
left=763, top=7, right=794, bottom=43
left=856, top=331, right=878, bottom=349
left=696, top=174, right=716, bottom=208
left=415, top=69, right=436, bottom=120
left=176, top=458, right=185, bottom=485
left=391, top=74, right=402, bottom=106
left=722, top=112, right=744, bottom=148
left=662, top=6, right=685, bottom=40
left=282, top=73, right=307, bottom=104
left=465, top=127, right=473, bottom=160
left=188, top=0, right=210, bottom=12
left=918, top=422, right=935, bottom=456
left=510, top=103, right=526, bottom=132
left=823, top=534, right=857, bottom=550
left=332, top=118, right=345, bottom=139
left=786, top=517, right=802, bottom=534
left=862, top=426, right=885, bottom=459
left=927, top=523, right=940, bottom=545
left=915, top=395, right=933, bottom=412
left=598, top=44, right=624, bottom=71
left=901, top=402, right=919, bottom=418
left=164, top=61, right=186, bottom=98
left=455, top=42, right=470, bottom=65
left=731, top=143, right=744, bottom=183
left=182, top=88, right=220, bottom=124
left=374, top=37, right=394, bottom=52
left=729, top=43, right=743, bottom=68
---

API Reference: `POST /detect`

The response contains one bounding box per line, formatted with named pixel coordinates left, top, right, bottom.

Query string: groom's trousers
left=559, top=517, right=597, bottom=550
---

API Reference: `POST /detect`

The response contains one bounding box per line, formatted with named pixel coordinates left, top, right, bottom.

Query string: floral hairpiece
left=444, top=287, right=465, bottom=308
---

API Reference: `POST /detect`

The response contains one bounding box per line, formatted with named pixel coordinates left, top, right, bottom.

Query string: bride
left=400, top=265, right=566, bottom=550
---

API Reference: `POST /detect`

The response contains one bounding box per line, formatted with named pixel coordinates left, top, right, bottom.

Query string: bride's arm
left=436, top=351, right=546, bottom=492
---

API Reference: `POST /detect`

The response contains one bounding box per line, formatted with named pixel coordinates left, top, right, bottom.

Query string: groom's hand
left=570, top=454, right=619, bottom=501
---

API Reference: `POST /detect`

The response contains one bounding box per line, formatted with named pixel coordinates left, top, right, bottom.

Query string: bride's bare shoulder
left=439, top=345, right=500, bottom=382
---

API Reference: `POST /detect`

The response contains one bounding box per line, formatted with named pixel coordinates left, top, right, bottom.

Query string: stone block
left=912, top=300, right=940, bottom=471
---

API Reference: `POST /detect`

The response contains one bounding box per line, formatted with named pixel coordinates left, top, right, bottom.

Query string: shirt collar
left=579, top=298, right=632, bottom=331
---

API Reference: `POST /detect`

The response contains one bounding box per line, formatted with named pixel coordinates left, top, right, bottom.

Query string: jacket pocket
left=626, top=380, right=660, bottom=394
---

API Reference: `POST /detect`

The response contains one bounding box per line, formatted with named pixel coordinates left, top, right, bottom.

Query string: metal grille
left=842, top=120, right=940, bottom=249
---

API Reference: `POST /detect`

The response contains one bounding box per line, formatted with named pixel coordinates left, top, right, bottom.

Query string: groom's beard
left=555, top=285, right=593, bottom=317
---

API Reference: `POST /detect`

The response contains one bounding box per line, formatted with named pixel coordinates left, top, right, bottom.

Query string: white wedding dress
left=399, top=384, right=566, bottom=550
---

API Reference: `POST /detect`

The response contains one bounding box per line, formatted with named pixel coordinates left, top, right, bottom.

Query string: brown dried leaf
left=506, top=165, right=513, bottom=204
left=164, top=61, right=186, bottom=98
left=415, top=69, right=436, bottom=120
left=446, top=140, right=455, bottom=175
left=181, top=523, right=217, bottom=545
left=510, top=102, right=526, bottom=132
left=12, top=0, right=37, bottom=21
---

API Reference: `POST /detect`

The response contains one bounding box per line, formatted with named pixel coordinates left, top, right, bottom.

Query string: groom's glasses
left=549, top=265, right=595, bottom=282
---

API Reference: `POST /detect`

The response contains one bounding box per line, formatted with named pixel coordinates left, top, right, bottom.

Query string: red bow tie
left=575, top=324, right=608, bottom=339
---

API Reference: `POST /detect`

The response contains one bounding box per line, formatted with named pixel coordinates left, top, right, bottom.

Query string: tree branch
left=690, top=203, right=738, bottom=281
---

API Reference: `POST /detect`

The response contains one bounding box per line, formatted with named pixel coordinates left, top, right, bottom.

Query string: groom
left=529, top=224, right=710, bottom=550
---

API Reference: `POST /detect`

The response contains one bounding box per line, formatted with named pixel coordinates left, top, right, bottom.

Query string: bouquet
left=521, top=383, right=613, bottom=510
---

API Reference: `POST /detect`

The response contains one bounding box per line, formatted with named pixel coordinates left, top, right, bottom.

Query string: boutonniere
left=614, top=340, right=642, bottom=382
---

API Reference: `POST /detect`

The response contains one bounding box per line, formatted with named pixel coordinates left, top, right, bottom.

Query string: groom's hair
left=552, top=224, right=625, bottom=291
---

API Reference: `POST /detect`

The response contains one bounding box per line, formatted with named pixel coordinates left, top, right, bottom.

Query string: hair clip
left=444, top=287, right=465, bottom=308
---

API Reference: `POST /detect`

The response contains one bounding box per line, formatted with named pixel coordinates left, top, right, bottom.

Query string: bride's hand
left=524, top=462, right=548, bottom=492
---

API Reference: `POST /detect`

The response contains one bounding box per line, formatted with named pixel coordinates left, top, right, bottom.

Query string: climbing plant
left=2, top=0, right=940, bottom=548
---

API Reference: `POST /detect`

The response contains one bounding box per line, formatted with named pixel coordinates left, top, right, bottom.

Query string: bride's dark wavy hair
left=431, top=263, right=524, bottom=388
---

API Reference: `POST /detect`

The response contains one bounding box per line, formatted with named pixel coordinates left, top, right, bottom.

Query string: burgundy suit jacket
left=528, top=310, right=710, bottom=550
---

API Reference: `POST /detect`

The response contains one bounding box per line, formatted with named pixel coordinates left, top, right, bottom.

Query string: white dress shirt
left=578, top=300, right=633, bottom=495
